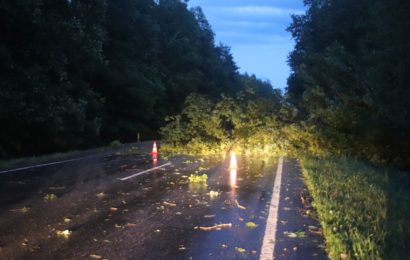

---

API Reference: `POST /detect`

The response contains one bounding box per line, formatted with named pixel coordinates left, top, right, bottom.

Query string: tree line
left=162, top=0, right=410, bottom=169
left=286, top=0, right=410, bottom=168
left=0, top=0, right=250, bottom=159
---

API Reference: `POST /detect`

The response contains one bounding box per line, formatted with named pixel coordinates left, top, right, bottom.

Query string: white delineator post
left=260, top=157, right=284, bottom=260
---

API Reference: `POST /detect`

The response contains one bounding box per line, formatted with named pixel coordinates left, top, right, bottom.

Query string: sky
left=188, top=0, right=305, bottom=89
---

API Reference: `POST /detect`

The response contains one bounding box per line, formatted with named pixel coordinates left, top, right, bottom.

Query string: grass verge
left=301, top=157, right=410, bottom=259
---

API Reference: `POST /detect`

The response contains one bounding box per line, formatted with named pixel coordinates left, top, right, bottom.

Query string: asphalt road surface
left=0, top=144, right=284, bottom=260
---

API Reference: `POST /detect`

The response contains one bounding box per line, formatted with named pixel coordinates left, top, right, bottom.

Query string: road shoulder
left=274, top=158, right=328, bottom=259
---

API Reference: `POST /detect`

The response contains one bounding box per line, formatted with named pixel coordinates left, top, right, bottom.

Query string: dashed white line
left=120, top=162, right=172, bottom=181
left=260, top=156, right=284, bottom=260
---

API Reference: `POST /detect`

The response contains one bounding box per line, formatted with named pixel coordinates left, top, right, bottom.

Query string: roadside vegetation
left=302, top=157, right=410, bottom=259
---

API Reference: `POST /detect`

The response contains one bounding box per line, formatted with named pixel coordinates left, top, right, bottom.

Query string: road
left=0, top=144, right=282, bottom=259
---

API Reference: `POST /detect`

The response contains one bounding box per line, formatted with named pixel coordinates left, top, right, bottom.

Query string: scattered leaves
left=209, top=190, right=219, bottom=198
left=188, top=174, right=208, bottom=183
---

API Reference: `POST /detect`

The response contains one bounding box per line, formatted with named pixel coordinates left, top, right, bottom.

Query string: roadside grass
left=301, top=157, right=410, bottom=259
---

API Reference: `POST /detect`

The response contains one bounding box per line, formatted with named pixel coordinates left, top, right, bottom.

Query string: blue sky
left=188, top=0, right=305, bottom=89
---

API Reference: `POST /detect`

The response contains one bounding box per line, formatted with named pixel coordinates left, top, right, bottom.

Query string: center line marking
left=260, top=156, right=284, bottom=260
left=120, top=162, right=172, bottom=181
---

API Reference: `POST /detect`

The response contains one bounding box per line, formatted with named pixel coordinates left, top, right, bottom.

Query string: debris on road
left=96, top=192, right=106, bottom=198
left=188, top=174, right=207, bottom=183
left=9, top=207, right=30, bottom=213
left=283, top=231, right=306, bottom=238
left=56, top=230, right=72, bottom=239
left=43, top=193, right=57, bottom=201
left=163, top=201, right=177, bottom=207
left=245, top=222, right=258, bottom=229
left=199, top=223, right=232, bottom=231
left=209, top=190, right=219, bottom=198
left=235, top=200, right=246, bottom=210
left=235, top=247, right=246, bottom=254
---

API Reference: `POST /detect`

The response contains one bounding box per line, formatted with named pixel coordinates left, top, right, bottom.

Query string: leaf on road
left=245, top=222, right=258, bottom=229
left=235, top=247, right=246, bottom=254
left=284, top=231, right=306, bottom=238
left=209, top=190, right=219, bottom=198
left=44, top=193, right=57, bottom=202
left=96, top=192, right=106, bottom=198
left=56, top=230, right=72, bottom=239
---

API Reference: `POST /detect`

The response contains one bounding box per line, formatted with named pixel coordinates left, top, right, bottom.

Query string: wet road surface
left=0, top=145, right=279, bottom=259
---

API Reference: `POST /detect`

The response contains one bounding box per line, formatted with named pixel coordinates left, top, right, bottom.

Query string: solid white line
left=0, top=155, right=97, bottom=175
left=0, top=152, right=148, bottom=175
left=260, top=156, right=284, bottom=260
left=120, top=162, right=172, bottom=181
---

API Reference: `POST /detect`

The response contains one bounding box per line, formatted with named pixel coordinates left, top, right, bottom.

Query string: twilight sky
left=188, top=0, right=305, bottom=89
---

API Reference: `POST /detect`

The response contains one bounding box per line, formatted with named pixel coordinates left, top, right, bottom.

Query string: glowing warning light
left=230, top=168, right=237, bottom=189
left=229, top=151, right=238, bottom=189
left=152, top=153, right=158, bottom=166
left=229, top=151, right=237, bottom=170
left=151, top=141, right=158, bottom=156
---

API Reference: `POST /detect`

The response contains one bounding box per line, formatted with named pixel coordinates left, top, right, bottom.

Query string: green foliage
left=188, top=174, right=208, bottom=184
left=245, top=222, right=258, bottom=229
left=161, top=79, right=287, bottom=156
left=302, top=156, right=410, bottom=259
left=287, top=0, right=410, bottom=168
left=109, top=140, right=122, bottom=147
left=43, top=193, right=58, bottom=202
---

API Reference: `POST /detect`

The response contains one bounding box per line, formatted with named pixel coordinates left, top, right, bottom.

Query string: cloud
left=218, top=20, right=274, bottom=29
left=228, top=6, right=304, bottom=16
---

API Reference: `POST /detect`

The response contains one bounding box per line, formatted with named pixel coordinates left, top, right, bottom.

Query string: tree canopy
left=0, top=0, right=244, bottom=158
left=286, top=0, right=410, bottom=168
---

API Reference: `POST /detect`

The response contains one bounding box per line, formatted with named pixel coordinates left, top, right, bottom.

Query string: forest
left=1, top=0, right=410, bottom=170
left=0, top=0, right=251, bottom=159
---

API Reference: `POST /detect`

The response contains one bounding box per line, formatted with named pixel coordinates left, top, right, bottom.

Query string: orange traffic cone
left=151, top=141, right=158, bottom=156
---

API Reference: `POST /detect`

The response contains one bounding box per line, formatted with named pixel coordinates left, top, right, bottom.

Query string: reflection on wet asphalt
left=0, top=149, right=277, bottom=260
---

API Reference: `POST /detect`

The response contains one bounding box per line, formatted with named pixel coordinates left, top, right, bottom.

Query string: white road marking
left=0, top=152, right=148, bottom=175
left=260, top=156, right=284, bottom=260
left=120, top=162, right=172, bottom=181
left=0, top=155, right=97, bottom=175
